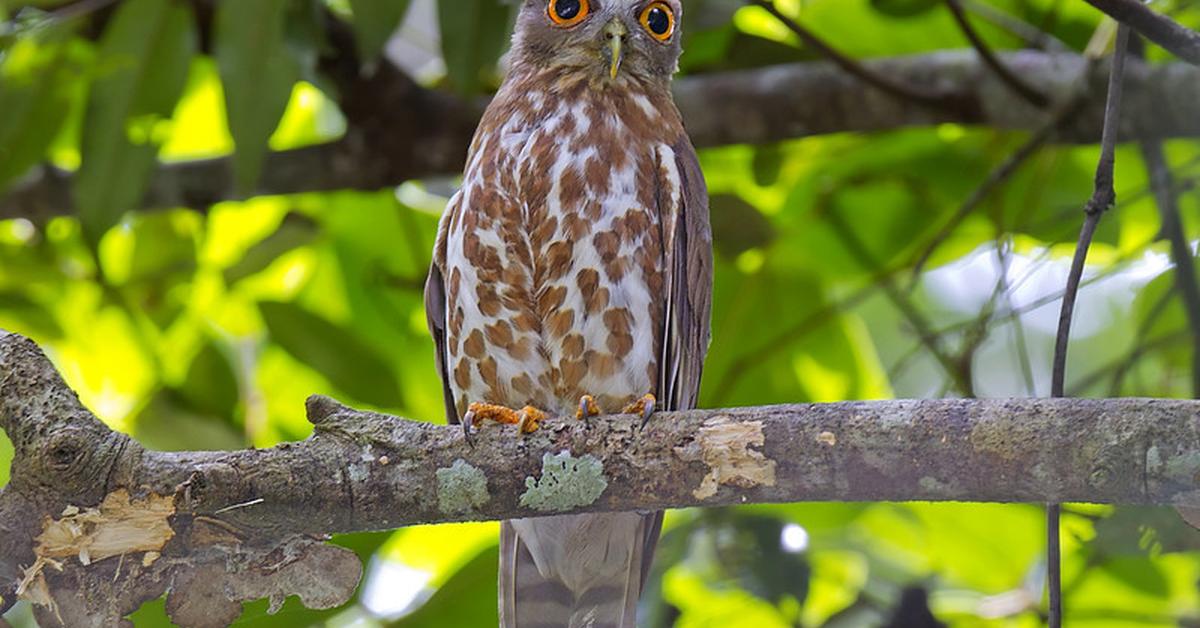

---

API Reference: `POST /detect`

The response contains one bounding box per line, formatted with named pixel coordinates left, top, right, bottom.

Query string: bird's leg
left=463, top=402, right=548, bottom=436
left=623, top=393, right=657, bottom=426
left=576, top=394, right=601, bottom=420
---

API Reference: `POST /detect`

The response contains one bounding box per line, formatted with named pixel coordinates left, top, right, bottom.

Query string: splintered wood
left=675, top=416, right=778, bottom=500
left=17, top=489, right=175, bottom=608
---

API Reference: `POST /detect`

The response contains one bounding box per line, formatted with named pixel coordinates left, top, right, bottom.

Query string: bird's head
left=511, top=0, right=684, bottom=85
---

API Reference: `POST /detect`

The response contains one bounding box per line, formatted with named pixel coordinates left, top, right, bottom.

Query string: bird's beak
left=604, top=19, right=626, bottom=79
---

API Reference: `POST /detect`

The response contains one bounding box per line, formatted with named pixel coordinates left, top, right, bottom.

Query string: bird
left=425, top=0, right=711, bottom=626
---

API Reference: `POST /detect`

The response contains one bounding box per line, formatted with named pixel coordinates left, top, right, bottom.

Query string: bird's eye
left=548, top=0, right=589, bottom=27
left=639, top=2, right=675, bottom=41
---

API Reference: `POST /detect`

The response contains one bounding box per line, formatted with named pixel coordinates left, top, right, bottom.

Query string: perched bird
left=425, top=0, right=711, bottom=625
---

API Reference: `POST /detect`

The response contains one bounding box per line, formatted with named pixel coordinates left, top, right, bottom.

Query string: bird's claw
left=576, top=394, right=600, bottom=420
left=624, top=393, right=656, bottom=427
left=462, top=402, right=547, bottom=436
left=461, top=408, right=477, bottom=446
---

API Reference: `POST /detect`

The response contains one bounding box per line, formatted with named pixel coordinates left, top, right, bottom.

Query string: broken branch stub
left=5, top=330, right=1200, bottom=624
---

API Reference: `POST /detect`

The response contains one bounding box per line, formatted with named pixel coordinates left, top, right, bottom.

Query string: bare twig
left=1141, top=139, right=1200, bottom=397
left=1047, top=24, right=1132, bottom=628
left=823, top=201, right=975, bottom=396
left=946, top=0, right=1051, bottom=108
left=959, top=0, right=1071, bottom=52
left=909, top=93, right=1085, bottom=280
left=1083, top=0, right=1200, bottom=65
left=749, top=0, right=964, bottom=111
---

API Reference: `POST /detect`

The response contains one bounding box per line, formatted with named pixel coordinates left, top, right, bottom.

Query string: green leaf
left=348, top=0, right=412, bottom=62
left=394, top=545, right=500, bottom=627
left=175, top=339, right=241, bottom=420
left=73, top=0, right=196, bottom=246
left=0, top=32, right=76, bottom=191
left=215, top=0, right=301, bottom=192
left=224, top=212, right=320, bottom=285
left=710, top=194, right=776, bottom=260
left=437, top=0, right=512, bottom=94
left=258, top=300, right=403, bottom=408
left=868, top=0, right=941, bottom=18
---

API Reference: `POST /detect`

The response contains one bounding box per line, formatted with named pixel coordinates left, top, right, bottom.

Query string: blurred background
left=2, top=0, right=1200, bottom=625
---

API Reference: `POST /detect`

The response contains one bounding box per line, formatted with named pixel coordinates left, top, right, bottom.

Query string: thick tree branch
left=4, top=329, right=1200, bottom=621
left=3, top=50, right=1199, bottom=220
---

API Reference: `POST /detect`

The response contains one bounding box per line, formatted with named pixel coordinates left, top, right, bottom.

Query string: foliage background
left=2, top=0, right=1200, bottom=625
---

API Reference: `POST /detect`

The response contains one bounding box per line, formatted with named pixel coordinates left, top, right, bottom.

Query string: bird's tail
left=499, top=513, right=662, bottom=628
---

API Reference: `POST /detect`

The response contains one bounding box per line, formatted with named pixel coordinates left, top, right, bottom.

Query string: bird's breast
left=442, top=92, right=677, bottom=417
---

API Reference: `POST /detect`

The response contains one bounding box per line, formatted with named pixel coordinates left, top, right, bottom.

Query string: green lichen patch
left=519, top=451, right=608, bottom=512
left=436, top=459, right=490, bottom=515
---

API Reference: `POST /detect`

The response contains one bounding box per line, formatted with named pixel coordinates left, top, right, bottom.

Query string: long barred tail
left=499, top=514, right=662, bottom=628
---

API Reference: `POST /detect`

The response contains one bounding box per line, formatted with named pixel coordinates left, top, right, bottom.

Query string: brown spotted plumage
left=425, top=1, right=710, bottom=626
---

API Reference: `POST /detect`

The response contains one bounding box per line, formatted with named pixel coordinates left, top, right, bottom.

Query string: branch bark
left=3, top=329, right=1200, bottom=622
left=3, top=50, right=1200, bottom=220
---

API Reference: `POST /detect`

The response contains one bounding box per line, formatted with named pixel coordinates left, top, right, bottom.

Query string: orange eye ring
left=548, top=0, right=590, bottom=27
left=639, top=2, right=675, bottom=41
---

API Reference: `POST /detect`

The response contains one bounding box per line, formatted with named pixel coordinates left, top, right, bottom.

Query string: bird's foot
left=623, top=393, right=657, bottom=426
left=462, top=402, right=548, bottom=439
left=576, top=394, right=601, bottom=420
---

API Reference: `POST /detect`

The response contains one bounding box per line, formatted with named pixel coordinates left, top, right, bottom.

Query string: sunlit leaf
left=348, top=0, right=412, bottom=62
left=0, top=31, right=77, bottom=191
left=437, top=0, right=512, bottom=94
left=74, top=0, right=196, bottom=246
left=224, top=212, right=320, bottom=285
left=214, top=0, right=300, bottom=191
left=258, top=300, right=404, bottom=408
left=393, top=545, right=500, bottom=627
left=174, top=338, right=241, bottom=421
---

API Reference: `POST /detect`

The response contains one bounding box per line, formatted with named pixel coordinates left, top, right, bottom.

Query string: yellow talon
left=576, top=395, right=601, bottom=420
left=623, top=394, right=656, bottom=423
left=466, top=402, right=547, bottom=433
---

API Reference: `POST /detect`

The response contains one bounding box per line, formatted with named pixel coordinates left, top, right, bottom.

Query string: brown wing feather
left=661, top=134, right=713, bottom=412
left=638, top=135, right=711, bottom=596
left=425, top=222, right=460, bottom=426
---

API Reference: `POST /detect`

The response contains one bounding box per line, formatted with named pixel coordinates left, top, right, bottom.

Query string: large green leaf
left=174, top=338, right=241, bottom=421
left=258, top=300, right=403, bottom=408
left=224, top=212, right=320, bottom=285
left=214, top=0, right=300, bottom=192
left=392, top=545, right=499, bottom=627
left=437, top=0, right=512, bottom=94
left=0, top=33, right=76, bottom=191
left=348, top=0, right=412, bottom=62
left=73, top=0, right=195, bottom=246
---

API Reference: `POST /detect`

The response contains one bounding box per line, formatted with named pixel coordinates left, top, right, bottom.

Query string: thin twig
left=1047, top=24, right=1132, bottom=628
left=749, top=0, right=958, bottom=111
left=959, top=0, right=1071, bottom=53
left=946, top=0, right=1051, bottom=108
left=1141, top=140, right=1200, bottom=397
left=995, top=239, right=1038, bottom=395
left=824, top=201, right=975, bottom=396
left=1083, top=0, right=1200, bottom=65
left=909, top=94, right=1085, bottom=281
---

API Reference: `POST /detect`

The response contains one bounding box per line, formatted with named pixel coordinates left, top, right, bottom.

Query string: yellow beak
left=605, top=19, right=626, bottom=79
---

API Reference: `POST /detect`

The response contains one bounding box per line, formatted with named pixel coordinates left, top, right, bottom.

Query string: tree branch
left=4, top=329, right=1200, bottom=622
left=3, top=50, right=1199, bottom=220
left=1082, top=0, right=1200, bottom=65
left=946, top=0, right=1051, bottom=108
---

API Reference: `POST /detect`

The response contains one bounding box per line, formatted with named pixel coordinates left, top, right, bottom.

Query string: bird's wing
left=425, top=195, right=460, bottom=426
left=627, top=134, right=712, bottom=611
left=660, top=134, right=713, bottom=413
